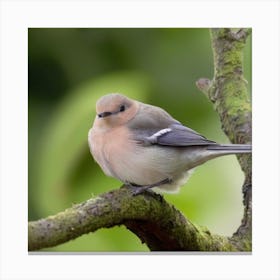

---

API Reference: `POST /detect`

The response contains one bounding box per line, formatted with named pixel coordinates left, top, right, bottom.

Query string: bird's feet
left=126, top=178, right=172, bottom=196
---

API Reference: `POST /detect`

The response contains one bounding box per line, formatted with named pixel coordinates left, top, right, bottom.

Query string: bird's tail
left=207, top=144, right=252, bottom=154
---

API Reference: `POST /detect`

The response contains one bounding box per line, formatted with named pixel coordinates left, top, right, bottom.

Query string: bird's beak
left=98, top=111, right=112, bottom=118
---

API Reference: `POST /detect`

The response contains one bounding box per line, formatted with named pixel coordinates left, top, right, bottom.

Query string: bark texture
left=196, top=28, right=252, bottom=250
left=29, top=186, right=237, bottom=251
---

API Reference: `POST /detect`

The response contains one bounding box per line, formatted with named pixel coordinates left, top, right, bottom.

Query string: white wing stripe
left=147, top=128, right=172, bottom=143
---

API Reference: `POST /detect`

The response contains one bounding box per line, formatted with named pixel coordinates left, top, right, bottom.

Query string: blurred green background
left=28, top=28, right=251, bottom=252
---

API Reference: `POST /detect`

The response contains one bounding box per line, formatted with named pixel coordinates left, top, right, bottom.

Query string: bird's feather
left=153, top=124, right=217, bottom=146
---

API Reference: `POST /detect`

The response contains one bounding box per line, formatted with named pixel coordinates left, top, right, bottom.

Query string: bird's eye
left=119, top=105, right=126, bottom=112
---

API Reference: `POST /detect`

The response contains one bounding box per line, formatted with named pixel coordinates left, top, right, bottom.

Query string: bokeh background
left=28, top=28, right=251, bottom=252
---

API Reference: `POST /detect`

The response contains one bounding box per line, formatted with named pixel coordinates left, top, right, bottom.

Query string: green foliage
left=28, top=28, right=251, bottom=251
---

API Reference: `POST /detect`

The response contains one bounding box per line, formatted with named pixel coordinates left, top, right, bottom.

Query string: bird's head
left=95, top=93, right=139, bottom=128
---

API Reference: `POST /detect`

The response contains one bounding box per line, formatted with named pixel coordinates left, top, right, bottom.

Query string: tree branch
left=28, top=28, right=252, bottom=251
left=29, top=186, right=240, bottom=251
left=196, top=28, right=252, bottom=250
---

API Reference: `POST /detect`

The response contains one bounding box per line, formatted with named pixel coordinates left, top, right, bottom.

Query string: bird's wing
left=134, top=123, right=217, bottom=147
left=128, top=103, right=217, bottom=147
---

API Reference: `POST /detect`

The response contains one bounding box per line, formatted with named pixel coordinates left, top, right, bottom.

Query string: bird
left=88, top=93, right=251, bottom=195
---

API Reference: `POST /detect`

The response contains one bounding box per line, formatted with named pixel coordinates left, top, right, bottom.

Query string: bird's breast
left=89, top=125, right=136, bottom=180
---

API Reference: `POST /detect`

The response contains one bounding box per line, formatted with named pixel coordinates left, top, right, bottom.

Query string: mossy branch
left=29, top=28, right=252, bottom=251
left=196, top=28, right=252, bottom=249
left=29, top=186, right=241, bottom=251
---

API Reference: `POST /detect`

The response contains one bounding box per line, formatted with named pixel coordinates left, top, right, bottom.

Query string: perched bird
left=88, top=93, right=251, bottom=194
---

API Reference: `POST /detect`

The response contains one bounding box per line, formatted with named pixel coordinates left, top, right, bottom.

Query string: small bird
left=88, top=93, right=251, bottom=194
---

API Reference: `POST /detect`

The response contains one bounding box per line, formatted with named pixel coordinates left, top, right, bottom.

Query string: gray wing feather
left=154, top=124, right=216, bottom=146
left=133, top=123, right=217, bottom=147
left=129, top=103, right=217, bottom=147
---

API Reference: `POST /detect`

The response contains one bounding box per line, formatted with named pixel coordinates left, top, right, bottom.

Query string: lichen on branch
left=29, top=186, right=240, bottom=251
left=196, top=28, right=252, bottom=250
